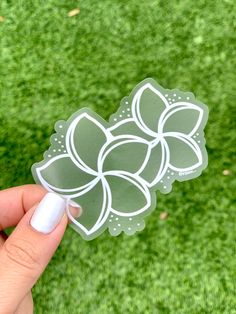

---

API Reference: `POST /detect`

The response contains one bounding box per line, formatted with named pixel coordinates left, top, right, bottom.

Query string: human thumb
left=0, top=193, right=68, bottom=313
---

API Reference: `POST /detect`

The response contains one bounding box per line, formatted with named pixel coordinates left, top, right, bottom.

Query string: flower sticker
left=110, top=79, right=208, bottom=193
left=32, top=78, right=208, bottom=240
left=32, top=111, right=156, bottom=240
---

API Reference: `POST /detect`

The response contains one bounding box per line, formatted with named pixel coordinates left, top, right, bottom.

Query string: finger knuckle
left=4, top=238, right=40, bottom=271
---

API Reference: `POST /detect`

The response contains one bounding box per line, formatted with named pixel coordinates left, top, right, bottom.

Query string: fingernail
left=30, top=193, right=66, bottom=234
left=69, top=200, right=82, bottom=218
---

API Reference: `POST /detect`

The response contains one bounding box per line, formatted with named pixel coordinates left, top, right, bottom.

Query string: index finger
left=0, top=185, right=46, bottom=231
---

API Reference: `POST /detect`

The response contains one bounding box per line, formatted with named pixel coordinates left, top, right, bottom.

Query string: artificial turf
left=0, top=0, right=236, bottom=313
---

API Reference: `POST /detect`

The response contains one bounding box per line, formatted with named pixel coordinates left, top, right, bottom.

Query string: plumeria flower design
left=110, top=81, right=208, bottom=191
left=32, top=79, right=208, bottom=240
left=33, top=112, right=155, bottom=239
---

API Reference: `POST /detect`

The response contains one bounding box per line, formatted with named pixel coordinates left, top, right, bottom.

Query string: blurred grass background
left=0, top=0, right=236, bottom=313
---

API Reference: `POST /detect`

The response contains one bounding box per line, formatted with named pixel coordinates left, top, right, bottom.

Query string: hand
left=0, top=185, right=69, bottom=314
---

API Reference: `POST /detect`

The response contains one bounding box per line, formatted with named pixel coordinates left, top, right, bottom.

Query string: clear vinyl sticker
left=32, top=78, right=209, bottom=240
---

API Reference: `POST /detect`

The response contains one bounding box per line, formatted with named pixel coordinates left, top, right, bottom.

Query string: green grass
left=1, top=0, right=236, bottom=313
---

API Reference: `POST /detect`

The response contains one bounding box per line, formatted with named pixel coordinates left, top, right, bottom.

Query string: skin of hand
left=0, top=185, right=74, bottom=314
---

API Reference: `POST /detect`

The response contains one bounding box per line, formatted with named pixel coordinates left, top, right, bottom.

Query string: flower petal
left=138, top=139, right=169, bottom=187
left=132, top=83, right=169, bottom=136
left=68, top=179, right=110, bottom=237
left=105, top=172, right=152, bottom=216
left=100, top=135, right=150, bottom=174
left=66, top=112, right=109, bottom=173
left=34, top=154, right=95, bottom=195
left=159, top=102, right=203, bottom=136
left=164, top=132, right=202, bottom=172
left=109, top=118, right=154, bottom=141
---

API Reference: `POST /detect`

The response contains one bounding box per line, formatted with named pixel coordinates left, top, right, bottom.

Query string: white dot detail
left=127, top=108, right=130, bottom=111
left=119, top=115, right=122, bottom=118
left=129, top=218, right=132, bottom=221
left=63, top=150, right=66, bottom=153
left=53, top=149, right=56, bottom=152
left=111, top=215, right=114, bottom=218
left=167, top=176, right=170, bottom=179
left=55, top=138, right=58, bottom=141
left=58, top=141, right=61, bottom=144
left=59, top=125, right=63, bottom=129
left=115, top=217, right=119, bottom=221
left=109, top=219, right=112, bottom=222
left=118, top=224, right=121, bottom=227
left=48, top=155, right=51, bottom=157
left=173, top=94, right=176, bottom=97
left=58, top=149, right=61, bottom=152
left=125, top=101, right=128, bottom=104
left=137, top=223, right=140, bottom=226
left=114, top=118, right=117, bottom=121
left=164, top=186, right=167, bottom=189
left=114, top=228, right=117, bottom=231
left=61, top=135, right=64, bottom=138
left=128, top=227, right=131, bottom=231
left=187, top=97, right=190, bottom=100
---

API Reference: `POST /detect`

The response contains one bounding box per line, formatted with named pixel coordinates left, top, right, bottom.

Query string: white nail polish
left=30, top=193, right=66, bottom=234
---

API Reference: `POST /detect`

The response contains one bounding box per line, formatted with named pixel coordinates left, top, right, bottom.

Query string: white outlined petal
left=158, top=102, right=203, bottom=136
left=66, top=178, right=110, bottom=237
left=138, top=139, right=170, bottom=187
left=108, top=118, right=154, bottom=141
left=104, top=171, right=151, bottom=217
left=132, top=83, right=169, bottom=137
left=99, top=135, right=151, bottom=174
left=36, top=154, right=96, bottom=196
left=164, top=132, right=203, bottom=172
left=66, top=113, right=110, bottom=175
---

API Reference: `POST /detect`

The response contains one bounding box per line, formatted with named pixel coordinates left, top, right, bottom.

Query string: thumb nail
left=30, top=192, right=66, bottom=234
